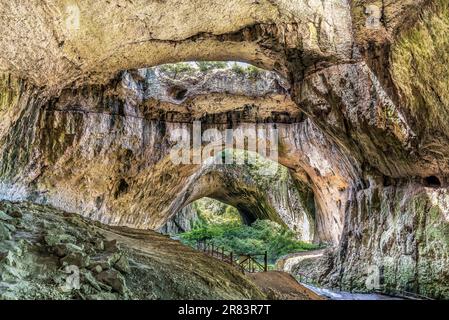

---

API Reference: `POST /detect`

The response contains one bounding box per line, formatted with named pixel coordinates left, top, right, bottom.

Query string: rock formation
left=0, top=200, right=265, bottom=299
left=0, top=0, right=448, bottom=298
left=162, top=158, right=316, bottom=242
left=158, top=202, right=199, bottom=235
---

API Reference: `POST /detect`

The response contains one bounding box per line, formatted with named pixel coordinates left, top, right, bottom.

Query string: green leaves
left=180, top=219, right=320, bottom=263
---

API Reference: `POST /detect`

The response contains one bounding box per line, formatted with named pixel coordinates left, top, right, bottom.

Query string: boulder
left=114, top=255, right=130, bottom=274
left=0, top=223, right=12, bottom=241
left=0, top=210, right=13, bottom=221
left=44, top=231, right=76, bottom=246
left=95, top=270, right=127, bottom=295
left=51, top=243, right=83, bottom=258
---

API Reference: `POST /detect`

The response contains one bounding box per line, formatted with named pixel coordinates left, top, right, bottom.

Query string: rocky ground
left=0, top=200, right=267, bottom=300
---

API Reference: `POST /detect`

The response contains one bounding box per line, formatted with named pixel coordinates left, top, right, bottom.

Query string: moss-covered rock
left=0, top=200, right=266, bottom=300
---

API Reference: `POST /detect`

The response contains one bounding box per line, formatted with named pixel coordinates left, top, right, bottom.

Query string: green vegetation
left=157, top=61, right=266, bottom=80
left=159, top=62, right=195, bottom=78
left=231, top=62, right=246, bottom=75
left=230, top=63, right=264, bottom=79
left=195, top=61, right=227, bottom=72
left=180, top=199, right=320, bottom=264
left=191, top=198, right=241, bottom=225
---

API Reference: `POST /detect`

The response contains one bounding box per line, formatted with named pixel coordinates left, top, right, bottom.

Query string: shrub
left=246, top=65, right=262, bottom=79
left=231, top=63, right=246, bottom=75
left=195, top=61, right=227, bottom=72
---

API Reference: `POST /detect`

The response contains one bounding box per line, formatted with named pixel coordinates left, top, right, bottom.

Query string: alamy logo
left=169, top=121, right=279, bottom=176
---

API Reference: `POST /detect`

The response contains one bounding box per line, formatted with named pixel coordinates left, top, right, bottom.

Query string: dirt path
left=246, top=271, right=325, bottom=300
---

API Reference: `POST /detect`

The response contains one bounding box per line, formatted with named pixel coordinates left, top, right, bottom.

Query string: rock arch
left=167, top=156, right=317, bottom=242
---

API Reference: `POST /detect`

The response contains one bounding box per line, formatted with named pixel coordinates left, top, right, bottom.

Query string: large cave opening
left=161, top=197, right=320, bottom=266
left=1, top=0, right=448, bottom=301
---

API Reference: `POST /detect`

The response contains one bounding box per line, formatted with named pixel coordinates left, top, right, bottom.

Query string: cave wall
left=173, top=161, right=317, bottom=242
left=158, top=203, right=199, bottom=235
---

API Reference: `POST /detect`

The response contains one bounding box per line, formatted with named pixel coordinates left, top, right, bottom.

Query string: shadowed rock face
left=0, top=0, right=354, bottom=90
left=1, top=0, right=449, bottom=298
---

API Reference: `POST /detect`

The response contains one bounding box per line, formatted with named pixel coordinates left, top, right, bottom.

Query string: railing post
left=264, top=251, right=268, bottom=272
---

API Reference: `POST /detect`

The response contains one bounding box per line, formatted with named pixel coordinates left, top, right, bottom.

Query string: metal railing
left=196, top=239, right=268, bottom=273
left=294, top=273, right=434, bottom=300
left=374, top=287, right=434, bottom=300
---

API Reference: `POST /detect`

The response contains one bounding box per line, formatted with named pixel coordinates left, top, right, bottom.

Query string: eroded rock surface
left=162, top=159, right=316, bottom=242
left=0, top=67, right=350, bottom=245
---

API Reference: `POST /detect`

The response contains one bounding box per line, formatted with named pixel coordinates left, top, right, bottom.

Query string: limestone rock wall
left=157, top=204, right=198, bottom=235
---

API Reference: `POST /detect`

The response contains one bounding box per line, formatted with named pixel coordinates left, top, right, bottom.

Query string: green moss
left=391, top=0, right=449, bottom=132
left=195, top=61, right=227, bottom=72
left=0, top=73, right=21, bottom=113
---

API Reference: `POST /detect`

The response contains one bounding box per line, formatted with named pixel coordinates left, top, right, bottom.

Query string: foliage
left=192, top=198, right=241, bottom=225
left=195, top=61, right=227, bottom=72
left=246, top=65, right=262, bottom=79
left=180, top=218, right=320, bottom=263
left=159, top=62, right=195, bottom=78
left=231, top=63, right=246, bottom=75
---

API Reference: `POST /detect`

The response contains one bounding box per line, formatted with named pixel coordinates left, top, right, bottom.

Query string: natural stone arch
left=1, top=0, right=449, bottom=298
left=167, top=154, right=317, bottom=243
left=0, top=66, right=354, bottom=245
left=0, top=0, right=354, bottom=90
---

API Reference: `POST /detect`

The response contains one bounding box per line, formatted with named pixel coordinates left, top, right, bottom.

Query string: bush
left=159, top=62, right=195, bottom=78
left=195, top=61, right=227, bottom=72
left=231, top=63, right=246, bottom=75
left=246, top=65, right=262, bottom=79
